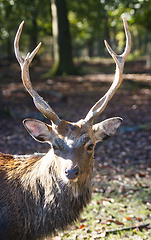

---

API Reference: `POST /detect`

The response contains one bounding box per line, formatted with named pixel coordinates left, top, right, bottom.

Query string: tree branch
left=105, top=223, right=150, bottom=235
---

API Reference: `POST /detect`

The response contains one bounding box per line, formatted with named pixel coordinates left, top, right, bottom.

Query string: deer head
left=14, top=17, right=131, bottom=185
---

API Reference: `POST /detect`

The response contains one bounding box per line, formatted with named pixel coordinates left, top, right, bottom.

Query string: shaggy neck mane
left=1, top=153, right=93, bottom=239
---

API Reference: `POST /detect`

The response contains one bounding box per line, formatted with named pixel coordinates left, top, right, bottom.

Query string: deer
left=0, top=16, right=131, bottom=240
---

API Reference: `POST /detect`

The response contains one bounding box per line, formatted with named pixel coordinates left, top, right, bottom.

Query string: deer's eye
left=87, top=144, right=94, bottom=151
left=52, top=145, right=59, bottom=151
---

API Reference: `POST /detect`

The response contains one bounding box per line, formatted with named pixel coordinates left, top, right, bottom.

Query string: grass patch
left=52, top=166, right=151, bottom=239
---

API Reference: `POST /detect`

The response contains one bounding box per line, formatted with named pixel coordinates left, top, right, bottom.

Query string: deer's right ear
left=93, top=117, right=122, bottom=143
left=23, top=119, right=53, bottom=142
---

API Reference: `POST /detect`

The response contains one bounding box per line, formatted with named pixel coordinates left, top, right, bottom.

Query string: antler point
left=20, top=21, right=24, bottom=28
left=38, top=42, right=42, bottom=48
left=122, top=15, right=125, bottom=20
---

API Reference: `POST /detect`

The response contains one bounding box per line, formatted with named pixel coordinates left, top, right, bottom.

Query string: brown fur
left=0, top=122, right=94, bottom=240
left=0, top=116, right=122, bottom=240
left=0, top=116, right=123, bottom=240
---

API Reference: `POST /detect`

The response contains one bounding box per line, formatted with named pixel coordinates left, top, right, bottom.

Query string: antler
left=84, top=16, right=131, bottom=124
left=14, top=21, right=61, bottom=124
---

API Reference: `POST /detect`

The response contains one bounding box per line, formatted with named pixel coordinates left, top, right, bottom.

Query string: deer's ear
left=93, top=117, right=122, bottom=143
left=23, top=119, right=53, bottom=142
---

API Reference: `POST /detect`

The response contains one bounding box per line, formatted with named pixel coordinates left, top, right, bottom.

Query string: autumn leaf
left=125, top=216, right=132, bottom=221
left=118, top=209, right=124, bottom=213
left=79, top=224, right=85, bottom=230
left=114, top=220, right=124, bottom=226
left=106, top=219, right=114, bottom=225
left=133, top=228, right=138, bottom=233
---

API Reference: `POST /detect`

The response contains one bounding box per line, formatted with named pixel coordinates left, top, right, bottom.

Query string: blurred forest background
left=0, top=0, right=151, bottom=72
left=1, top=0, right=151, bottom=239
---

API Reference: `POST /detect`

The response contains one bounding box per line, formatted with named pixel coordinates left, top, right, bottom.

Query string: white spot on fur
left=65, top=137, right=74, bottom=147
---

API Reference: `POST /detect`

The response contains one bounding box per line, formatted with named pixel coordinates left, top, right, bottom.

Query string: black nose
left=65, top=166, right=79, bottom=180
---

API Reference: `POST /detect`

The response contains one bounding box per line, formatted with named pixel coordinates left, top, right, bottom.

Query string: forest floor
left=1, top=58, right=151, bottom=239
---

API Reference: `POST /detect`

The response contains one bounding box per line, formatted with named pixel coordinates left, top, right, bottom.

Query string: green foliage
left=67, top=0, right=151, bottom=58
left=0, top=0, right=51, bottom=56
left=67, top=0, right=110, bottom=44
left=0, top=0, right=151, bottom=63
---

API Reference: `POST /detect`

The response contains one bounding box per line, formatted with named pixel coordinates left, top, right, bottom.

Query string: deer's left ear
left=23, top=119, right=53, bottom=142
left=93, top=117, right=122, bottom=143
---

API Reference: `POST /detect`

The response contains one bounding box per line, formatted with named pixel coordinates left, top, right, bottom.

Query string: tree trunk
left=29, top=18, right=38, bottom=52
left=47, top=0, right=78, bottom=76
left=0, top=83, right=3, bottom=112
left=28, top=3, right=40, bottom=63
left=88, top=40, right=94, bottom=58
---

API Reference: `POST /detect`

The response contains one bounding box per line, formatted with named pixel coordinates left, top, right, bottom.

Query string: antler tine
left=14, top=21, right=25, bottom=68
left=84, top=16, right=131, bottom=124
left=121, top=16, right=131, bottom=60
left=14, top=21, right=42, bottom=68
left=22, top=54, right=60, bottom=123
left=14, top=22, right=61, bottom=124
